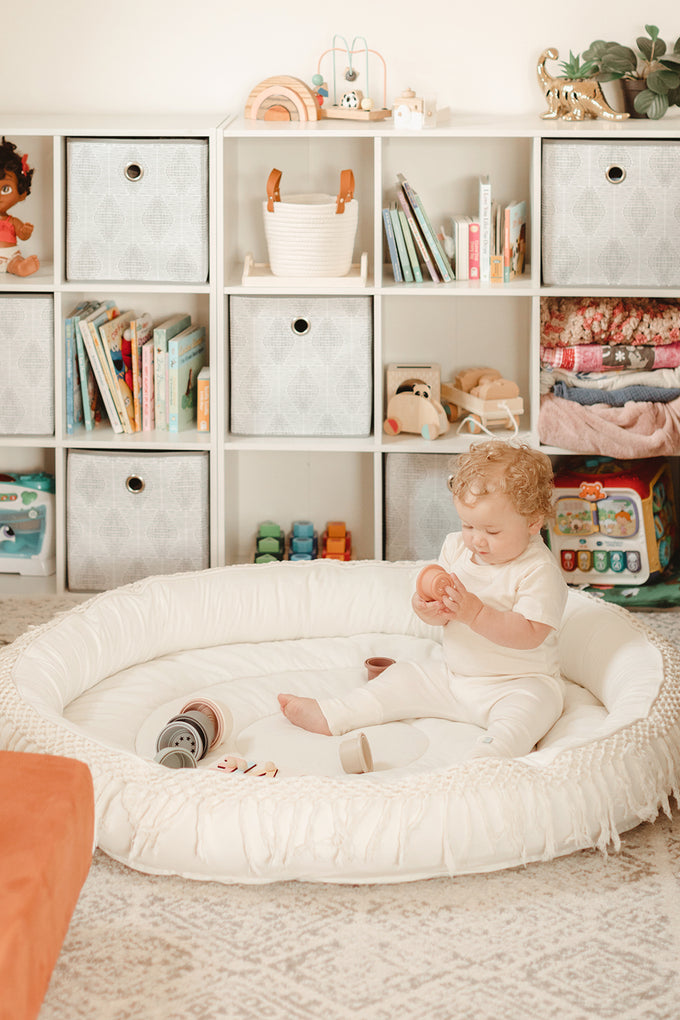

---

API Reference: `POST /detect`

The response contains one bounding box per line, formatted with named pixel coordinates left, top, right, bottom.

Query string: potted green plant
left=583, top=25, right=680, bottom=119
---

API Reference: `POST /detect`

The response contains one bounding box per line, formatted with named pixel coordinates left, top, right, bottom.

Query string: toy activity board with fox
left=549, top=457, right=677, bottom=586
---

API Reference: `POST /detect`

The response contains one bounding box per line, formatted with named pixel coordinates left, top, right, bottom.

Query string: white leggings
left=319, top=660, right=564, bottom=759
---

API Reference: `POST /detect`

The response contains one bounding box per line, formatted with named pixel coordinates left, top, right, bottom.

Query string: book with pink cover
left=127, top=313, right=153, bottom=432
left=141, top=338, right=155, bottom=431
left=468, top=221, right=480, bottom=281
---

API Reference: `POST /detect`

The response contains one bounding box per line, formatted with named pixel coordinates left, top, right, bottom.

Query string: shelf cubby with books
left=0, top=115, right=218, bottom=595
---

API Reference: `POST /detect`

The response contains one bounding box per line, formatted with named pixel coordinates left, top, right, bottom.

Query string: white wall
left=7, top=1, right=680, bottom=118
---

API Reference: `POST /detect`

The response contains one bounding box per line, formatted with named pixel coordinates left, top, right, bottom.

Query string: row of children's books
left=65, top=300, right=209, bottom=435
left=383, top=173, right=526, bottom=285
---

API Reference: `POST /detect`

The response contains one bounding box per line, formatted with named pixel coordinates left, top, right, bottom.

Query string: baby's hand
left=411, top=590, right=454, bottom=626
left=441, top=573, right=483, bottom=627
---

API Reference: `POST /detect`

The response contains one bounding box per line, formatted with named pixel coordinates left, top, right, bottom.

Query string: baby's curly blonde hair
left=448, top=440, right=555, bottom=522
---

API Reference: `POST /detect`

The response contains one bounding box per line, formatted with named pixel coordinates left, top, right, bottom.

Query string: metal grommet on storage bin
left=124, top=161, right=144, bottom=182
left=291, top=317, right=311, bottom=336
left=605, top=164, right=626, bottom=184
left=125, top=474, right=145, bottom=494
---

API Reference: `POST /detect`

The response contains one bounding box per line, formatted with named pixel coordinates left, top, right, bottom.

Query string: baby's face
left=454, top=491, right=542, bottom=565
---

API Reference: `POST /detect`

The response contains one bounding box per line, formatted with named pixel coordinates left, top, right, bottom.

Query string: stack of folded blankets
left=538, top=297, right=680, bottom=456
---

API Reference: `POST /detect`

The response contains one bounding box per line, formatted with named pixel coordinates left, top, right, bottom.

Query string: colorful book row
left=64, top=301, right=209, bottom=435
left=383, top=172, right=526, bottom=285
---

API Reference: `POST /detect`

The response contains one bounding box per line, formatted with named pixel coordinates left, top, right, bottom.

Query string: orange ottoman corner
left=0, top=750, right=95, bottom=1020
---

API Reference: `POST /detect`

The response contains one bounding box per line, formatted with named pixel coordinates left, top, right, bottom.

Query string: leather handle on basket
left=336, top=169, right=355, bottom=214
left=266, top=168, right=282, bottom=212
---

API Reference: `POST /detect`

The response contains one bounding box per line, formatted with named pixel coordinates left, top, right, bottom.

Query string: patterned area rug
left=3, top=596, right=680, bottom=1020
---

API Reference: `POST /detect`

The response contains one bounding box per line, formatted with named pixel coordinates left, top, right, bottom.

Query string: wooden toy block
left=254, top=521, right=285, bottom=562
left=245, top=76, right=320, bottom=122
left=386, top=363, right=441, bottom=404
left=321, top=522, right=352, bottom=560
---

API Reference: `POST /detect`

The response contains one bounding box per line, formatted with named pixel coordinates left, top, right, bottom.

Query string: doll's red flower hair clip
left=21, top=154, right=30, bottom=175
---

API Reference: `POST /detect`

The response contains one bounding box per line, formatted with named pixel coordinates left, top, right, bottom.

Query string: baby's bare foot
left=277, top=693, right=331, bottom=735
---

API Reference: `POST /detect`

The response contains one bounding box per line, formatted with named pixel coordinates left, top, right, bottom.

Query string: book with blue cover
left=153, top=312, right=191, bottom=430
left=65, top=299, right=98, bottom=433
left=382, top=207, right=403, bottom=282
left=167, top=324, right=206, bottom=431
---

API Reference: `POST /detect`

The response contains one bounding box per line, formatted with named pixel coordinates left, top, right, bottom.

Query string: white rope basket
left=263, top=167, right=358, bottom=277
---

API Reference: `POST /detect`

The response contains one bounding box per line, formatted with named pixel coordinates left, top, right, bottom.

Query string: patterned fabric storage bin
left=542, top=140, right=680, bottom=287
left=67, top=450, right=209, bottom=591
left=230, top=296, right=372, bottom=436
left=384, top=452, right=460, bottom=562
left=0, top=294, right=54, bottom=435
left=66, top=138, right=209, bottom=283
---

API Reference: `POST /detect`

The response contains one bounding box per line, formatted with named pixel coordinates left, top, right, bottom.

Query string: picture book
left=167, top=324, right=206, bottom=432
left=490, top=200, right=503, bottom=282
left=396, top=188, right=438, bottom=282
left=127, top=313, right=154, bottom=432
left=382, top=207, right=403, bottom=282
left=451, top=214, right=471, bottom=281
left=141, top=338, right=154, bottom=431
left=389, top=204, right=414, bottom=282
left=154, top=313, right=191, bottom=430
left=196, top=366, right=210, bottom=432
left=97, top=311, right=135, bottom=432
left=76, top=301, right=118, bottom=431
left=503, top=199, right=527, bottom=282
left=65, top=299, right=98, bottom=433
left=398, top=173, right=453, bottom=282
left=478, top=175, right=491, bottom=284
left=397, top=208, right=423, bottom=283
left=468, top=221, right=480, bottom=281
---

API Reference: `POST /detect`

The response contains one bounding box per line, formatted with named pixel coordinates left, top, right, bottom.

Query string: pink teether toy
left=416, top=564, right=453, bottom=602
left=364, top=656, right=396, bottom=681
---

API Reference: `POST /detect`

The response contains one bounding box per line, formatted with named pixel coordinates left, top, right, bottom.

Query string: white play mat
left=1, top=559, right=679, bottom=884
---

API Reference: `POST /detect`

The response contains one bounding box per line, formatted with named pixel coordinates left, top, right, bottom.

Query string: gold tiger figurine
left=537, top=48, right=629, bottom=121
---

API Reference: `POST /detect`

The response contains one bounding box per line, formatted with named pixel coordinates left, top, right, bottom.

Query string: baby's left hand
left=441, top=573, right=483, bottom=627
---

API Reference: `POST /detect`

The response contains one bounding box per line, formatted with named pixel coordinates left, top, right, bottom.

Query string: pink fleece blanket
left=538, top=394, right=680, bottom=457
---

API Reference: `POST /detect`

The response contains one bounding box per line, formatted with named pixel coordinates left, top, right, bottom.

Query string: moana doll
left=0, top=137, right=39, bottom=276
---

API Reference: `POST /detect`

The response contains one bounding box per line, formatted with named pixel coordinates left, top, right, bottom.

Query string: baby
left=279, top=440, right=568, bottom=760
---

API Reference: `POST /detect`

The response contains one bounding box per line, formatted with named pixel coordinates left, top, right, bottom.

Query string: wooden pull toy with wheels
left=441, top=367, right=523, bottom=435
left=383, top=379, right=449, bottom=440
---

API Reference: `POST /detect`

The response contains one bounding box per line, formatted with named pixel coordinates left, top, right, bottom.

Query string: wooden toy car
left=441, top=367, right=523, bottom=434
left=383, top=380, right=449, bottom=440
